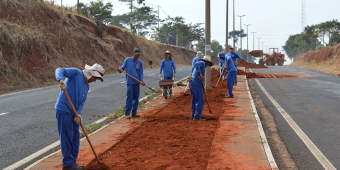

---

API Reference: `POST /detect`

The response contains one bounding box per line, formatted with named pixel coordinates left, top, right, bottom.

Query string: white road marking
left=120, top=81, right=125, bottom=84
left=0, top=112, right=9, bottom=116
left=88, top=90, right=93, bottom=93
left=148, top=74, right=155, bottom=76
left=245, top=76, right=278, bottom=170
left=250, top=68, right=336, bottom=170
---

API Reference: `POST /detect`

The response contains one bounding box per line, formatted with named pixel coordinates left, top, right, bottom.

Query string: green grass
left=117, top=32, right=125, bottom=37
left=247, top=112, right=256, bottom=115
left=257, top=140, right=267, bottom=144
left=79, top=122, right=106, bottom=138
left=107, top=106, right=126, bottom=119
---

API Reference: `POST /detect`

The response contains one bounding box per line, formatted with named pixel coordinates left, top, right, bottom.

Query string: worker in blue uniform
left=224, top=51, right=237, bottom=98
left=55, top=63, right=105, bottom=170
left=218, top=53, right=226, bottom=78
left=191, top=51, right=204, bottom=74
left=227, top=48, right=241, bottom=86
left=117, top=48, right=145, bottom=119
left=159, top=51, right=177, bottom=95
left=189, top=55, right=214, bottom=121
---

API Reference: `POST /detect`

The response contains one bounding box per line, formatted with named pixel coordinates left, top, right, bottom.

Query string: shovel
left=213, top=67, right=225, bottom=88
left=121, top=70, right=162, bottom=93
left=63, top=90, right=101, bottom=164
left=198, top=71, right=213, bottom=114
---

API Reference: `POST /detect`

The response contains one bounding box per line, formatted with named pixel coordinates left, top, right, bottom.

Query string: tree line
left=283, top=19, right=340, bottom=59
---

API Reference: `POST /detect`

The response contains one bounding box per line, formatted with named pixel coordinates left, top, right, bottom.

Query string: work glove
left=140, top=81, right=146, bottom=86
left=74, top=115, right=82, bottom=125
left=59, top=80, right=67, bottom=91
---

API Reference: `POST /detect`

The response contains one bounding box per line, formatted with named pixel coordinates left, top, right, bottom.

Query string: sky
left=56, top=0, right=340, bottom=65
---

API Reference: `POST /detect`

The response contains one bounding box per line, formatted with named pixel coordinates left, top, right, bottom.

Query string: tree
left=88, top=0, right=113, bottom=24
left=283, top=33, right=321, bottom=59
left=211, top=40, right=223, bottom=57
left=305, top=19, right=340, bottom=46
left=119, top=0, right=145, bottom=13
left=154, top=17, right=204, bottom=48
left=228, top=30, right=247, bottom=48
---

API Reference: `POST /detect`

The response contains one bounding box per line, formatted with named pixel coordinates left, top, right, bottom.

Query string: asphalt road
left=0, top=66, right=192, bottom=169
left=251, top=66, right=340, bottom=169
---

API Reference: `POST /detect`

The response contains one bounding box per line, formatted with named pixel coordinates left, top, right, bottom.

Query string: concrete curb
left=245, top=68, right=279, bottom=170
left=20, top=76, right=189, bottom=170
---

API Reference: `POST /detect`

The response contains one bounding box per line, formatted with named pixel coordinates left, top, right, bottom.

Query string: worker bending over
left=226, top=48, right=241, bottom=86
left=191, top=51, right=204, bottom=74
left=218, top=53, right=226, bottom=78
left=189, top=55, right=214, bottom=121
left=117, top=48, right=145, bottom=119
left=159, top=51, right=177, bottom=95
left=224, top=51, right=237, bottom=98
left=55, top=64, right=105, bottom=170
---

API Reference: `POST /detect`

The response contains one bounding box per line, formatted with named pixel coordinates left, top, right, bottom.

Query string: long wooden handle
left=197, top=71, right=213, bottom=114
left=121, top=70, right=156, bottom=92
left=63, top=90, right=101, bottom=164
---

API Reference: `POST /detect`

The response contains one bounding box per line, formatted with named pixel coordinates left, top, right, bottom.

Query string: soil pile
left=237, top=59, right=267, bottom=68
left=236, top=69, right=304, bottom=79
left=85, top=69, right=233, bottom=170
left=0, top=0, right=196, bottom=94
left=294, top=43, right=340, bottom=64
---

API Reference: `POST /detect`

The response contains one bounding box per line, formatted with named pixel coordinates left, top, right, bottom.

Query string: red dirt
left=84, top=69, right=232, bottom=170
left=237, top=59, right=268, bottom=68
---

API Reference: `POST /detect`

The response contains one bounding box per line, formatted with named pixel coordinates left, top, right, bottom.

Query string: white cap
left=84, top=63, right=105, bottom=82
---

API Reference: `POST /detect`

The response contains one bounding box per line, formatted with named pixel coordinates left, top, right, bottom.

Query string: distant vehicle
left=249, top=48, right=286, bottom=66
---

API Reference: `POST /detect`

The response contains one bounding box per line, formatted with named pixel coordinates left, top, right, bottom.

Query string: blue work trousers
left=234, top=65, right=238, bottom=84
left=189, top=81, right=204, bottom=119
left=125, top=84, right=140, bottom=115
left=227, top=71, right=237, bottom=97
left=56, top=109, right=80, bottom=168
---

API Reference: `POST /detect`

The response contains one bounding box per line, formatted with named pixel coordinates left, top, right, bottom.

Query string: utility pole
left=257, top=37, right=261, bottom=50
left=226, top=0, right=229, bottom=53
left=237, top=15, right=245, bottom=58
left=251, top=32, right=256, bottom=50
left=244, top=24, right=251, bottom=61
left=205, top=0, right=211, bottom=89
left=265, top=45, right=268, bottom=53
left=158, top=5, right=160, bottom=33
left=233, top=0, right=235, bottom=48
left=176, top=34, right=178, bottom=46
left=261, top=42, right=265, bottom=50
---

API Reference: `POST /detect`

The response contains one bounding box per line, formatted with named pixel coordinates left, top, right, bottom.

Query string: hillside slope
left=292, top=43, right=340, bottom=75
left=0, top=0, right=196, bottom=93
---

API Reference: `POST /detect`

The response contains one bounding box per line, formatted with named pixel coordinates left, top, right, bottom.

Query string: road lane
left=251, top=66, right=340, bottom=169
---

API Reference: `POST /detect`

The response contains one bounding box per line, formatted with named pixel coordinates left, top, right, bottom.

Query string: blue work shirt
left=191, top=57, right=201, bottom=74
left=120, top=57, right=144, bottom=84
left=191, top=61, right=207, bottom=86
left=225, top=55, right=237, bottom=72
left=220, top=58, right=226, bottom=68
left=55, top=68, right=89, bottom=116
left=228, top=52, right=241, bottom=65
left=159, top=59, right=176, bottom=77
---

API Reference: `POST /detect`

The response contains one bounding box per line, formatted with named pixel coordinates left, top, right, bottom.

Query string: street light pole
left=233, top=0, right=235, bottom=48
left=226, top=0, right=229, bottom=53
left=257, top=37, right=261, bottom=50
left=205, top=0, right=211, bottom=89
left=237, top=15, right=245, bottom=59
left=265, top=45, right=268, bottom=53
left=251, top=32, right=256, bottom=50
left=261, top=42, right=265, bottom=50
left=244, top=24, right=251, bottom=61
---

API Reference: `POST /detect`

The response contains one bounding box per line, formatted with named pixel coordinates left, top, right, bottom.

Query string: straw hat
left=164, top=50, right=172, bottom=56
left=202, top=55, right=214, bottom=66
